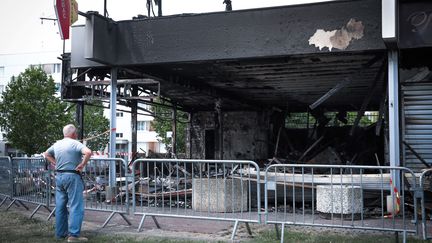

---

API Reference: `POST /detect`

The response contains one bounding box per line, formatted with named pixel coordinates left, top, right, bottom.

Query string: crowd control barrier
left=264, top=164, right=419, bottom=243
left=131, top=159, right=261, bottom=240
left=0, top=156, right=13, bottom=208
left=48, top=158, right=131, bottom=227
left=9, top=157, right=52, bottom=218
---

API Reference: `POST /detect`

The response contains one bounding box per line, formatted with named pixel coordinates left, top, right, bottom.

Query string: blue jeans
left=55, top=173, right=84, bottom=239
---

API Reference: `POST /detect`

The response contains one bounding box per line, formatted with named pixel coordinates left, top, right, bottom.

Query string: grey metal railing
left=131, top=159, right=261, bottom=240
left=9, top=157, right=52, bottom=218
left=264, top=164, right=420, bottom=243
left=0, top=156, right=13, bottom=207
left=3, top=156, right=430, bottom=241
left=48, top=158, right=131, bottom=227
left=420, top=168, right=432, bottom=240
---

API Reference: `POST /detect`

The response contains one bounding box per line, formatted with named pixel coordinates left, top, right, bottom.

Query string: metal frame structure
left=131, top=159, right=261, bottom=240
left=264, top=164, right=420, bottom=243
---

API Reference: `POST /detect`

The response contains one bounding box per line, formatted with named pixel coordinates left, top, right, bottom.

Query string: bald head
left=63, top=124, right=77, bottom=138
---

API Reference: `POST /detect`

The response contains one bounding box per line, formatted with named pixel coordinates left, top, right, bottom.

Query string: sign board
left=399, top=2, right=432, bottom=48
left=55, top=0, right=71, bottom=40
left=71, top=0, right=78, bottom=25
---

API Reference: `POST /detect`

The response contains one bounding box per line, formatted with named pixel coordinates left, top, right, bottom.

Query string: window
left=137, top=121, right=150, bottom=131
left=0, top=67, right=4, bottom=77
left=42, top=64, right=53, bottom=74
left=116, top=133, right=123, bottom=138
left=116, top=112, right=123, bottom=117
left=40, top=63, right=61, bottom=74
left=54, top=63, right=61, bottom=73
left=116, top=144, right=127, bottom=150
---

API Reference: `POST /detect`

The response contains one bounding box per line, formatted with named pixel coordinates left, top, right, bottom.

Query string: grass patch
left=247, top=228, right=424, bottom=243
left=0, top=211, right=206, bottom=243
left=0, top=211, right=55, bottom=243
left=0, top=210, right=425, bottom=243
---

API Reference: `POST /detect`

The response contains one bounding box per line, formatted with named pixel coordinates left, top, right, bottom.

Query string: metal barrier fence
left=131, top=159, right=261, bottom=240
left=48, top=158, right=131, bottom=227
left=264, top=164, right=419, bottom=243
left=3, top=156, right=432, bottom=241
left=0, top=156, right=13, bottom=207
left=9, top=157, right=52, bottom=218
left=420, top=168, right=432, bottom=240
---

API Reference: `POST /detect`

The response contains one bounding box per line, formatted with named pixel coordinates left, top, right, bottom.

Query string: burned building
left=64, top=0, right=432, bottom=172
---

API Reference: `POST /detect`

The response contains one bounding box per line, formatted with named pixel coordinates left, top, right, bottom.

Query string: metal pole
left=215, top=99, right=223, bottom=160
left=131, top=86, right=138, bottom=161
left=172, top=106, right=177, bottom=156
left=109, top=67, right=118, bottom=187
left=158, top=0, right=162, bottom=17
left=187, top=112, right=192, bottom=158
left=76, top=101, right=85, bottom=141
left=104, top=0, right=107, bottom=17
left=388, top=50, right=400, bottom=189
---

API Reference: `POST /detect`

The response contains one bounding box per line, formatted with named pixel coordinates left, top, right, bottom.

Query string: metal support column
left=75, top=101, right=84, bottom=141
left=215, top=99, right=223, bottom=160
left=131, top=87, right=138, bottom=161
left=109, top=67, right=117, bottom=187
left=158, top=0, right=162, bottom=17
left=104, top=0, right=108, bottom=17
left=172, top=106, right=177, bottom=156
left=388, top=50, right=400, bottom=189
left=187, top=112, right=192, bottom=159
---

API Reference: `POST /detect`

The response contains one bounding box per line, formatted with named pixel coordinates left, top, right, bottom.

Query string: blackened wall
left=189, top=111, right=270, bottom=160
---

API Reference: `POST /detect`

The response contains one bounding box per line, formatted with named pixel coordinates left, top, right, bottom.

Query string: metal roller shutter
left=402, top=82, right=432, bottom=171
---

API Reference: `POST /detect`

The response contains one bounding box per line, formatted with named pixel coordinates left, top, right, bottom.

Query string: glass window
left=116, top=133, right=123, bottom=138
left=42, top=64, right=53, bottom=74
left=115, top=143, right=127, bottom=150
left=54, top=63, right=61, bottom=73
left=137, top=121, right=150, bottom=131
left=116, top=112, right=123, bottom=117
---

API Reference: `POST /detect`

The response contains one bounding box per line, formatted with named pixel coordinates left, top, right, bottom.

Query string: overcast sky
left=0, top=0, right=331, bottom=54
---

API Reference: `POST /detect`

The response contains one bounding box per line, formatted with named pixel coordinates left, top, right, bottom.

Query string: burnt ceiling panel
left=136, top=51, right=386, bottom=111
left=69, top=0, right=388, bottom=112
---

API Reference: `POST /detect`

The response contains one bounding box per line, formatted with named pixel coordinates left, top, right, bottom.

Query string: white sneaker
left=67, top=236, right=88, bottom=242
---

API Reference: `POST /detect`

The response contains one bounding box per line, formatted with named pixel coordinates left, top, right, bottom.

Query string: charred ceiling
left=66, top=0, right=389, bottom=112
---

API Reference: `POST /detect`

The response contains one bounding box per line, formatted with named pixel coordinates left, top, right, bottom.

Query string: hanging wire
left=146, top=0, right=156, bottom=17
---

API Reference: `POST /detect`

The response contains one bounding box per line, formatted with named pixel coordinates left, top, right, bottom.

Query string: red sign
left=55, top=0, right=71, bottom=40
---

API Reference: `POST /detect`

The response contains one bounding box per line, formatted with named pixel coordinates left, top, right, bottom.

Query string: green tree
left=0, top=67, right=72, bottom=155
left=80, top=102, right=109, bottom=151
left=151, top=101, right=187, bottom=154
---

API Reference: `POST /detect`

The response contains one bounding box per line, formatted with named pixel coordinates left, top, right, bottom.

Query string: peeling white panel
left=309, top=18, right=364, bottom=51
left=308, top=29, right=337, bottom=50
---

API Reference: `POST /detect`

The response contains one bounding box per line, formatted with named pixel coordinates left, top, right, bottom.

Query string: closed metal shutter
left=402, top=82, right=432, bottom=171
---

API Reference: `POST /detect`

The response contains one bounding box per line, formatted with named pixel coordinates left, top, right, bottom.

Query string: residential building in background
left=106, top=105, right=166, bottom=161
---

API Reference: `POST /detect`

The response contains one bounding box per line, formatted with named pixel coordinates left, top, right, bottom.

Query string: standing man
left=44, top=124, right=92, bottom=242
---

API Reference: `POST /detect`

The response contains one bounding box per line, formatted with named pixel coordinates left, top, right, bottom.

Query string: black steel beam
left=122, top=67, right=261, bottom=111
left=81, top=0, right=384, bottom=66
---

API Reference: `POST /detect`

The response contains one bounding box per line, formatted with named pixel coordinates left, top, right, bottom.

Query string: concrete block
left=105, top=186, right=118, bottom=201
left=317, top=185, right=362, bottom=214
left=386, top=195, right=399, bottom=214
left=192, top=178, right=248, bottom=212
